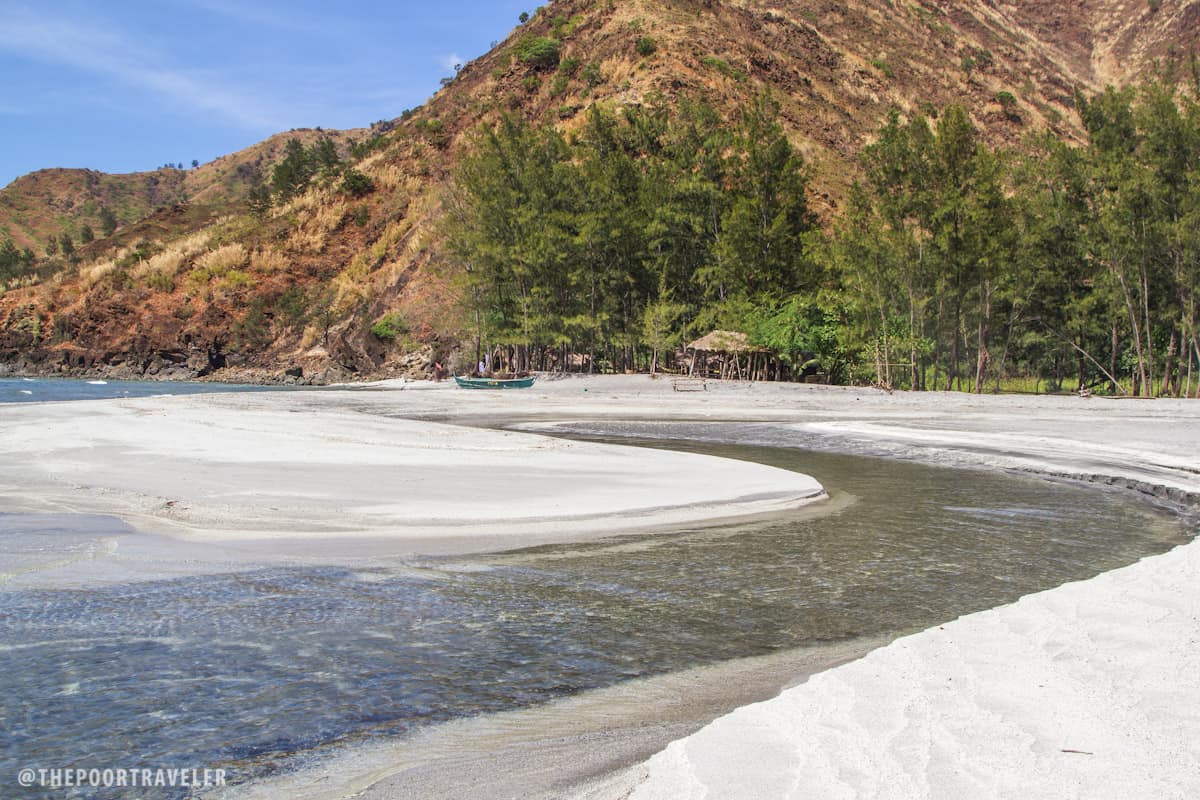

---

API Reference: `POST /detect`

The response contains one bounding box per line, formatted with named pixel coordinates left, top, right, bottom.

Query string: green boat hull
left=454, top=375, right=537, bottom=389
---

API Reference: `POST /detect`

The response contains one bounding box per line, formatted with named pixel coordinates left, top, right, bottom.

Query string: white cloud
left=0, top=6, right=283, bottom=131
left=440, top=53, right=465, bottom=74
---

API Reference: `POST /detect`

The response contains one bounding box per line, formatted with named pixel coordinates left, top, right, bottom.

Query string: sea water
left=0, top=377, right=286, bottom=405
left=0, top=437, right=1188, bottom=799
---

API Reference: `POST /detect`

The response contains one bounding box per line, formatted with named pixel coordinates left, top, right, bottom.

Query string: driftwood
left=672, top=376, right=707, bottom=392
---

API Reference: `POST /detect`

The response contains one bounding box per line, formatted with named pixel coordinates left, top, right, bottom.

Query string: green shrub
left=370, top=312, right=408, bottom=341
left=227, top=269, right=254, bottom=288
left=581, top=61, right=603, bottom=87
left=413, top=118, right=448, bottom=149
left=996, top=91, right=1021, bottom=122
left=233, top=301, right=270, bottom=349
left=635, top=36, right=657, bottom=57
left=702, top=56, right=745, bottom=81
left=274, top=286, right=309, bottom=328
left=870, top=58, right=894, bottom=78
left=146, top=271, right=175, bottom=293
left=340, top=169, right=375, bottom=197
left=515, top=35, right=561, bottom=69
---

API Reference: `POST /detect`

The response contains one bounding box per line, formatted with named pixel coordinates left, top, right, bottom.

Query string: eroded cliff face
left=998, top=0, right=1200, bottom=87
left=1, top=0, right=1195, bottom=382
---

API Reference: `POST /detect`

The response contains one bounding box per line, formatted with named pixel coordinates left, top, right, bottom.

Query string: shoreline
left=5, top=375, right=1199, bottom=797
left=589, top=535, right=1200, bottom=800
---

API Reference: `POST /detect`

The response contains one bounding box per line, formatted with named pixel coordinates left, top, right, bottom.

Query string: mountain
left=0, top=128, right=366, bottom=255
left=1, top=0, right=1195, bottom=382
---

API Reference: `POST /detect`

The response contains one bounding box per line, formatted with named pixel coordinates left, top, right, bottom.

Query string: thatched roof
left=686, top=330, right=761, bottom=352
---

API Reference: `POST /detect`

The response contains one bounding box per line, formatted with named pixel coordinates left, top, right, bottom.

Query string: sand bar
left=0, top=390, right=825, bottom=554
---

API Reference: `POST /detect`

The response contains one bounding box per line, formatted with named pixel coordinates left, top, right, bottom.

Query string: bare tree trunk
left=1112, top=267, right=1149, bottom=396
left=932, top=296, right=944, bottom=391
left=1161, top=330, right=1177, bottom=397
left=1077, top=334, right=1086, bottom=394
left=1111, top=323, right=1120, bottom=395
left=946, top=325, right=959, bottom=391
left=908, top=294, right=917, bottom=390
left=974, top=278, right=991, bottom=394
left=1139, top=233, right=1155, bottom=394
left=1186, top=345, right=1194, bottom=400
left=1192, top=334, right=1200, bottom=399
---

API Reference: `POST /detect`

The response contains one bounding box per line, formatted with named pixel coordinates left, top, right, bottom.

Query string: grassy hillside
left=0, top=0, right=1195, bottom=383
left=0, top=128, right=368, bottom=254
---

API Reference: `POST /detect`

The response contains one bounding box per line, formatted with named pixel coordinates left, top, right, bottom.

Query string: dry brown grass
left=287, top=198, right=348, bottom=253
left=132, top=231, right=211, bottom=280
left=370, top=164, right=407, bottom=192
left=329, top=218, right=411, bottom=309
left=80, top=261, right=116, bottom=289
left=249, top=248, right=288, bottom=274
left=195, top=243, right=248, bottom=275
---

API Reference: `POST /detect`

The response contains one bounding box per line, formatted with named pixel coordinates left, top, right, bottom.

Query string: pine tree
left=99, top=206, right=118, bottom=237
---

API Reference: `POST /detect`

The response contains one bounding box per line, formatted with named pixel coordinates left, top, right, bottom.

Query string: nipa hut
left=686, top=330, right=768, bottom=380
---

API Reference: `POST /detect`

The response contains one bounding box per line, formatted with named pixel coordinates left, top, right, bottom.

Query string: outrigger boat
left=454, top=374, right=537, bottom=389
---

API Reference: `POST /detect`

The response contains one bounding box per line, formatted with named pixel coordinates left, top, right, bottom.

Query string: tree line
left=446, top=79, right=1200, bottom=396
left=249, top=136, right=376, bottom=213
left=445, top=95, right=815, bottom=375
left=0, top=239, right=38, bottom=283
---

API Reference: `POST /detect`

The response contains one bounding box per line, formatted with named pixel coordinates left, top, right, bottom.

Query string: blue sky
left=0, top=0, right=531, bottom=188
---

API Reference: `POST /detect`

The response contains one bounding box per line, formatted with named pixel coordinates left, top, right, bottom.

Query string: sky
left=0, top=0, right=532, bottom=188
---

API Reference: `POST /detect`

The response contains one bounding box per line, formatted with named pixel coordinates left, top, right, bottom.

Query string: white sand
left=0, top=389, right=824, bottom=552
left=584, top=534, right=1200, bottom=799
left=5, top=375, right=1199, bottom=797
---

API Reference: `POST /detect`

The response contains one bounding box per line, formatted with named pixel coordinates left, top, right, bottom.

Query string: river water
left=0, top=414, right=1189, bottom=798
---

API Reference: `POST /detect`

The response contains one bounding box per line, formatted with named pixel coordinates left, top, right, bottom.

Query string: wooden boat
left=454, top=374, right=537, bottom=389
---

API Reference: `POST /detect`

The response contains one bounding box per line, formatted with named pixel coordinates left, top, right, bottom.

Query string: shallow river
left=0, top=431, right=1189, bottom=798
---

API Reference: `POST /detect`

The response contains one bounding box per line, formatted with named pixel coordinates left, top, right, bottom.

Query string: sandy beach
left=4, top=374, right=1198, bottom=798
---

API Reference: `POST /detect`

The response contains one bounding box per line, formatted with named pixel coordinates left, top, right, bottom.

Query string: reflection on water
left=0, top=440, right=1188, bottom=798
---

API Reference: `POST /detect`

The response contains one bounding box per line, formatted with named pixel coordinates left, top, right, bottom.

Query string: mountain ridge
left=1, top=0, right=1196, bottom=381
